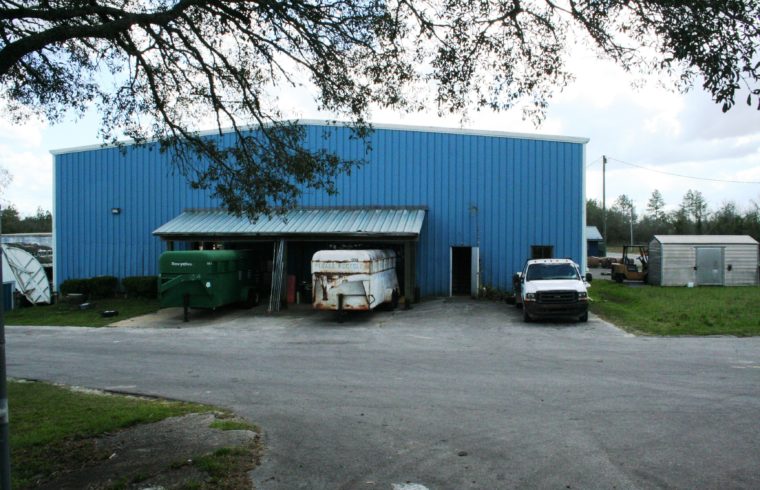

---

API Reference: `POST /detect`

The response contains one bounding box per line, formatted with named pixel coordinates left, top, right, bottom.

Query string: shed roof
left=153, top=207, right=426, bottom=240
left=585, top=226, right=603, bottom=241
left=653, top=235, right=758, bottom=245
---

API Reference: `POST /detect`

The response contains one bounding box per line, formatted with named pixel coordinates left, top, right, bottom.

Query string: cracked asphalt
left=7, top=298, right=760, bottom=489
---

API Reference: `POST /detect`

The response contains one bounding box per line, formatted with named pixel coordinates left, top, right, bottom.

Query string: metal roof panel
left=153, top=207, right=427, bottom=238
left=52, top=119, right=588, bottom=155
left=585, top=226, right=603, bottom=241
left=653, top=235, right=758, bottom=245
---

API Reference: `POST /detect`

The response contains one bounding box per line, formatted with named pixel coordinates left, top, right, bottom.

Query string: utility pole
left=0, top=204, right=10, bottom=490
left=630, top=206, right=634, bottom=246
left=602, top=155, right=607, bottom=254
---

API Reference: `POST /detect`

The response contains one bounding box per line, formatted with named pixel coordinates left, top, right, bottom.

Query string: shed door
left=696, top=247, right=724, bottom=285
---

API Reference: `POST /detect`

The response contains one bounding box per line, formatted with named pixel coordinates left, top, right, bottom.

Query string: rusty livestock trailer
left=312, top=249, right=400, bottom=319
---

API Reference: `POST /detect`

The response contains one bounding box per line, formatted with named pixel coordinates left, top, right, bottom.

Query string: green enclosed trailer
left=159, top=250, right=262, bottom=320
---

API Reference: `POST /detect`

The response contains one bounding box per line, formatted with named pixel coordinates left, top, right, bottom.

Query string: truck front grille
left=537, top=290, right=577, bottom=304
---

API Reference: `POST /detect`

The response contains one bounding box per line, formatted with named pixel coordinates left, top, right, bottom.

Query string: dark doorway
left=451, top=246, right=472, bottom=295
left=531, top=245, right=554, bottom=259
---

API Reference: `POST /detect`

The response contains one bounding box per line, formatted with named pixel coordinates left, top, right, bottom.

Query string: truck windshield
left=526, top=263, right=579, bottom=281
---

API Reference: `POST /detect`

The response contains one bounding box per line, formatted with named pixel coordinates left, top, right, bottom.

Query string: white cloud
left=0, top=118, right=45, bottom=148
left=545, top=49, right=760, bottom=217
left=0, top=147, right=52, bottom=215
left=0, top=118, right=52, bottom=215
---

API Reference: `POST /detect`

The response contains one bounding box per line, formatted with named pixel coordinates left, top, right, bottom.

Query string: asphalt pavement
left=7, top=299, right=760, bottom=489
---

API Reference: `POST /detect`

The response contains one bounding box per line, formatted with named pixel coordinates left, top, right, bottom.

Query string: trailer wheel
left=337, top=294, right=345, bottom=323
left=243, top=289, right=259, bottom=309
left=391, top=290, right=399, bottom=310
left=182, top=294, right=190, bottom=323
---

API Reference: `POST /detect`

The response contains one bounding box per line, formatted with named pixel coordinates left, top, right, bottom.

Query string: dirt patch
left=107, top=306, right=254, bottom=328
left=34, top=413, right=261, bottom=489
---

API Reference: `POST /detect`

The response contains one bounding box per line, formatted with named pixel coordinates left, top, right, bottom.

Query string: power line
left=607, top=157, right=760, bottom=184
left=586, top=156, right=602, bottom=168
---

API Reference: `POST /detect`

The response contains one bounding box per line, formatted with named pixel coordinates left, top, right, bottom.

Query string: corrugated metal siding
left=648, top=238, right=662, bottom=286
left=660, top=243, right=697, bottom=286
left=55, top=124, right=585, bottom=296
left=653, top=241, right=759, bottom=287
left=55, top=144, right=220, bottom=283
left=724, top=245, right=759, bottom=286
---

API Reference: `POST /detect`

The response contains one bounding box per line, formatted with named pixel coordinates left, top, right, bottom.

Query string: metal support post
left=630, top=207, right=634, bottom=246
left=602, top=155, right=607, bottom=255
left=0, top=205, right=12, bottom=489
left=404, top=242, right=413, bottom=310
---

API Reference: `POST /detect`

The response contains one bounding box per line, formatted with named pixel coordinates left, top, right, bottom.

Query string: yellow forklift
left=611, top=245, right=649, bottom=283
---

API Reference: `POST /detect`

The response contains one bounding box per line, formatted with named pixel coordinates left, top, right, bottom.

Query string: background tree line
left=0, top=205, right=52, bottom=234
left=587, top=190, right=760, bottom=248
left=0, top=167, right=50, bottom=234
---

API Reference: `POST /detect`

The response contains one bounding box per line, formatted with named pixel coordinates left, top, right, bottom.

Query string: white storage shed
left=648, top=235, right=759, bottom=286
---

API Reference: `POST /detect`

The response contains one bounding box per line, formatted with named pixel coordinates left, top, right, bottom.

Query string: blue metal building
left=53, top=121, right=587, bottom=299
left=586, top=226, right=604, bottom=257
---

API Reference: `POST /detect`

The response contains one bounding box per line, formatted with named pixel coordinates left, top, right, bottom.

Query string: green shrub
left=60, top=279, right=90, bottom=297
left=123, top=276, right=158, bottom=299
left=478, top=284, right=511, bottom=301
left=88, top=276, right=118, bottom=299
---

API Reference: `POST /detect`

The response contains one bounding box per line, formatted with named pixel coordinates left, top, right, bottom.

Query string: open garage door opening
left=286, top=240, right=421, bottom=307
left=153, top=207, right=426, bottom=311
left=164, top=239, right=417, bottom=311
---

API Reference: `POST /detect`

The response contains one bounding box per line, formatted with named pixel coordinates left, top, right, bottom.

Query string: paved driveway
left=7, top=300, right=760, bottom=489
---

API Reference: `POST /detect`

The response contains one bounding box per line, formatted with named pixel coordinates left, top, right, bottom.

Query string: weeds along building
left=53, top=121, right=588, bottom=302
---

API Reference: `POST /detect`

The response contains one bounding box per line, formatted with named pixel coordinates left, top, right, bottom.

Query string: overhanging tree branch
left=0, top=0, right=758, bottom=217
left=0, top=1, right=208, bottom=76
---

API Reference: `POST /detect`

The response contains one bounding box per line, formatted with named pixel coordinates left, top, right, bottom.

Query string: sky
left=1, top=47, right=759, bottom=219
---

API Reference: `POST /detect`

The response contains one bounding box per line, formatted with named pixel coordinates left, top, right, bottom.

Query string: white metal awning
left=153, top=207, right=426, bottom=240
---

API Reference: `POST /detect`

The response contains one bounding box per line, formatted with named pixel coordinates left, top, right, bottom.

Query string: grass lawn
left=9, top=380, right=211, bottom=488
left=589, top=280, right=760, bottom=336
left=4, top=297, right=159, bottom=327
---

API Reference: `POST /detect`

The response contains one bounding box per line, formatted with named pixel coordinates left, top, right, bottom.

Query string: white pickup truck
left=513, top=258, right=591, bottom=323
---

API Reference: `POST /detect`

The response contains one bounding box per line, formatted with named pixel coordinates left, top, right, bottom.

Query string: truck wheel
left=580, top=311, right=588, bottom=322
left=523, top=308, right=532, bottom=323
left=391, top=290, right=399, bottom=310
left=614, top=273, right=624, bottom=283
